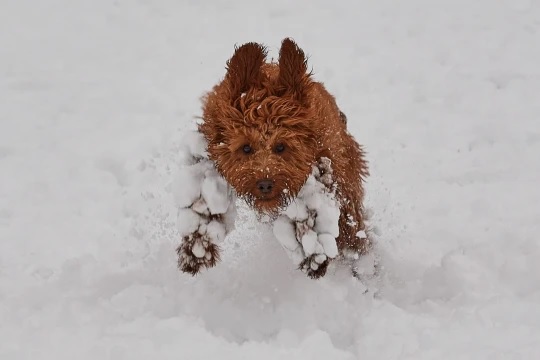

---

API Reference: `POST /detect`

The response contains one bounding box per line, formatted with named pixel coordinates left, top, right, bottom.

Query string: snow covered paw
left=176, top=233, right=220, bottom=276
left=273, top=158, right=342, bottom=279
left=296, top=222, right=335, bottom=279
left=173, top=130, right=237, bottom=276
left=299, top=254, right=330, bottom=279
left=273, top=213, right=338, bottom=279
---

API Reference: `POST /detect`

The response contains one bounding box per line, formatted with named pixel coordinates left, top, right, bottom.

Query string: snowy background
left=1, top=0, right=540, bottom=359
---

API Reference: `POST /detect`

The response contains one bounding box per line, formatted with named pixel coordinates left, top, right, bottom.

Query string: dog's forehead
left=235, top=119, right=293, bottom=150
left=249, top=122, right=280, bottom=143
left=233, top=88, right=309, bottom=146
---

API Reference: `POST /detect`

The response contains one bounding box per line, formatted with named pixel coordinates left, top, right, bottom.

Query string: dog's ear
left=277, top=38, right=311, bottom=101
left=225, top=42, right=267, bottom=98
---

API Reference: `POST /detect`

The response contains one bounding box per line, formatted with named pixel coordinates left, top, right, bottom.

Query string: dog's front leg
left=174, top=131, right=236, bottom=275
left=273, top=158, right=340, bottom=279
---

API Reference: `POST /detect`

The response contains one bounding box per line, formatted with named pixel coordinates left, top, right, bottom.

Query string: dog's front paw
left=295, top=220, right=334, bottom=279
left=174, top=130, right=237, bottom=276
left=176, top=206, right=227, bottom=276
left=299, top=254, right=329, bottom=279
left=273, top=159, right=342, bottom=279
left=176, top=232, right=220, bottom=275
left=273, top=213, right=338, bottom=279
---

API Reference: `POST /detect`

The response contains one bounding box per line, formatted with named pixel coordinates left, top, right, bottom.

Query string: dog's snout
left=256, top=179, right=274, bottom=194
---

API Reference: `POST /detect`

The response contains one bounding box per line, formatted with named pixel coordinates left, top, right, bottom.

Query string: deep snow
left=1, top=0, right=540, bottom=359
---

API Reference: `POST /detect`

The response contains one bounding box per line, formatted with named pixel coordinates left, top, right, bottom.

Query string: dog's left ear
left=277, top=38, right=311, bottom=102
left=225, top=42, right=268, bottom=99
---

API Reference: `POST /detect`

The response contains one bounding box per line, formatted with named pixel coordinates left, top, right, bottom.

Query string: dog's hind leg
left=174, top=131, right=237, bottom=275
left=273, top=157, right=340, bottom=279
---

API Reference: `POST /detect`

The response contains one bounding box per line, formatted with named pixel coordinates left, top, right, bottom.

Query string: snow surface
left=2, top=1, right=540, bottom=359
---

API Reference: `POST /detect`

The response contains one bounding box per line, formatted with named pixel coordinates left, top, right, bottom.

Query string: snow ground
left=1, top=0, right=540, bottom=359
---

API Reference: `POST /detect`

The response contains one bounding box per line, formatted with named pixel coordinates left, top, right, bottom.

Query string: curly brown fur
left=198, top=38, right=370, bottom=274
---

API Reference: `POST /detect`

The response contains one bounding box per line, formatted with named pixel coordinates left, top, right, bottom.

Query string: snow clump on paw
left=201, top=173, right=231, bottom=215
left=272, top=158, right=341, bottom=276
left=176, top=208, right=202, bottom=236
left=182, top=130, right=208, bottom=161
left=172, top=163, right=206, bottom=208
left=279, top=158, right=341, bottom=261
left=273, top=216, right=305, bottom=266
left=173, top=132, right=214, bottom=208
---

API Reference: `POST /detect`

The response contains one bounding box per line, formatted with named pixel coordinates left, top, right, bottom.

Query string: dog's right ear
left=225, top=42, right=267, bottom=98
left=277, top=38, right=311, bottom=102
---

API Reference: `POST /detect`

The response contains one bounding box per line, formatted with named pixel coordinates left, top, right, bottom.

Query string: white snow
left=176, top=208, right=201, bottom=236
left=284, top=199, right=309, bottom=221
left=206, top=220, right=227, bottom=244
left=201, top=175, right=231, bottom=214
left=314, top=254, right=327, bottom=265
left=172, top=163, right=204, bottom=208
left=318, top=234, right=339, bottom=258
left=301, top=230, right=319, bottom=256
left=356, top=230, right=367, bottom=239
left=183, top=131, right=208, bottom=160
left=191, top=242, right=207, bottom=259
left=313, top=203, right=340, bottom=238
left=2, top=1, right=540, bottom=359
left=273, top=216, right=301, bottom=252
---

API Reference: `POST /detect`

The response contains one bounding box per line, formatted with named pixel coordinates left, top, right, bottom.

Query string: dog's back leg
left=331, top=134, right=372, bottom=271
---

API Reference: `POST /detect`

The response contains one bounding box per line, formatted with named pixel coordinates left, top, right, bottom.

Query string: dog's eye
left=242, top=144, right=252, bottom=154
left=275, top=143, right=285, bottom=153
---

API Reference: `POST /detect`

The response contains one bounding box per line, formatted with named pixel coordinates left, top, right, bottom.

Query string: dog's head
left=200, top=38, right=318, bottom=214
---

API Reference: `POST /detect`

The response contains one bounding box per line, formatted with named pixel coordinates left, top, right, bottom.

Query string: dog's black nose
left=256, top=179, right=274, bottom=194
